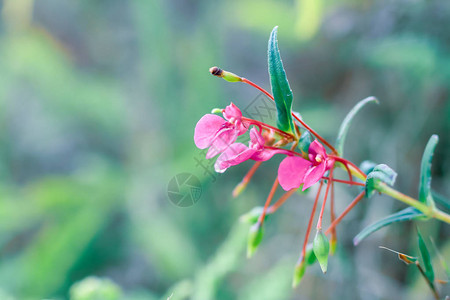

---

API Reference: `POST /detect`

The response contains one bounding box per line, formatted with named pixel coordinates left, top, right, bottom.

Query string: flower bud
left=211, top=108, right=223, bottom=114
left=239, top=206, right=265, bottom=224
left=305, top=243, right=317, bottom=265
left=209, top=66, right=242, bottom=82
left=247, top=223, right=264, bottom=258
left=292, top=259, right=307, bottom=288
left=313, top=229, right=330, bottom=273
left=330, top=234, right=337, bottom=255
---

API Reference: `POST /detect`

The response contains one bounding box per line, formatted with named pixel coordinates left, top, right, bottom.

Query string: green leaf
left=365, top=164, right=397, bottom=198
left=335, top=96, right=379, bottom=156
left=353, top=207, right=425, bottom=245
left=298, top=131, right=312, bottom=155
left=359, top=160, right=377, bottom=175
left=431, top=190, right=450, bottom=213
left=268, top=26, right=295, bottom=134
left=419, top=135, right=439, bottom=207
left=417, top=228, right=435, bottom=283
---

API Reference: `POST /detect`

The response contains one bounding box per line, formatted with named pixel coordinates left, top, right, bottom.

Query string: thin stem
left=242, top=117, right=295, bottom=139
left=232, top=161, right=262, bottom=197
left=265, top=146, right=302, bottom=157
left=241, top=78, right=338, bottom=152
left=268, top=188, right=298, bottom=214
left=325, top=191, right=365, bottom=235
left=330, top=180, right=337, bottom=249
left=317, top=168, right=334, bottom=230
left=416, top=262, right=439, bottom=300
left=322, top=177, right=365, bottom=187
left=258, top=178, right=279, bottom=227
left=300, top=181, right=324, bottom=261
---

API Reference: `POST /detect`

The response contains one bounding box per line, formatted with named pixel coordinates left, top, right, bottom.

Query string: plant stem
left=258, top=178, right=279, bottom=227
left=416, top=262, right=439, bottom=300
left=232, top=161, right=262, bottom=197
left=317, top=168, right=333, bottom=230
left=325, top=191, right=365, bottom=235
left=322, top=177, right=365, bottom=186
left=268, top=188, right=298, bottom=214
left=300, top=181, right=323, bottom=261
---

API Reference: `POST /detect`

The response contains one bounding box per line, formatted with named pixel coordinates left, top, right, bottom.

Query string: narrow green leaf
left=419, top=135, right=439, bottom=207
left=335, top=96, right=379, bottom=156
left=365, top=164, right=397, bottom=198
left=431, top=190, right=450, bottom=212
left=417, top=228, right=435, bottom=283
left=268, top=26, right=295, bottom=134
left=354, top=207, right=425, bottom=245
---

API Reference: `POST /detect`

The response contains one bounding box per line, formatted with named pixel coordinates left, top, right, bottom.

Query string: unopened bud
left=239, top=207, right=265, bottom=224
left=313, top=229, right=330, bottom=273
left=232, top=181, right=248, bottom=197
left=209, top=66, right=242, bottom=82
left=292, top=259, right=307, bottom=287
left=330, top=234, right=337, bottom=255
left=247, top=223, right=264, bottom=258
left=305, top=243, right=317, bottom=265
left=211, top=108, right=223, bottom=114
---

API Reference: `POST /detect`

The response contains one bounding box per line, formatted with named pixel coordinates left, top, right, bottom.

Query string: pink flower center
left=315, top=154, right=323, bottom=164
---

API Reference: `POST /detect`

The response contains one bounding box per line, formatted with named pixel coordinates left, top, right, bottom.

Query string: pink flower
left=278, top=140, right=333, bottom=191
left=194, top=103, right=247, bottom=158
left=214, top=128, right=284, bottom=173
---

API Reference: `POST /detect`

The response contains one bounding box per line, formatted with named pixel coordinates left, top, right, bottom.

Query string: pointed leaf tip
left=268, top=26, right=295, bottom=134
left=336, top=96, right=379, bottom=156
left=419, top=135, right=439, bottom=207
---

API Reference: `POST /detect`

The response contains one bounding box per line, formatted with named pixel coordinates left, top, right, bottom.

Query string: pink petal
left=194, top=114, right=226, bottom=149
left=251, top=148, right=283, bottom=161
left=206, top=128, right=237, bottom=159
left=302, top=161, right=327, bottom=191
left=278, top=156, right=311, bottom=191
left=223, top=102, right=242, bottom=120
left=214, top=143, right=256, bottom=173
left=308, top=140, right=327, bottom=157
left=249, top=128, right=265, bottom=149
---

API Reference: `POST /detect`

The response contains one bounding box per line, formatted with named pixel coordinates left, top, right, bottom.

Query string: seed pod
left=247, top=223, right=264, bottom=258
left=313, top=229, right=330, bottom=273
left=209, top=66, right=242, bottom=82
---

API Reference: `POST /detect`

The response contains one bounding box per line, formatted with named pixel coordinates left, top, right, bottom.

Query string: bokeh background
left=0, top=0, right=449, bottom=299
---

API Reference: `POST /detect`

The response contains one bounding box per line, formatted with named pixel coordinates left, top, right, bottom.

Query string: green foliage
left=268, top=26, right=295, bottom=134
left=298, top=131, right=312, bottom=155
left=417, top=229, right=435, bottom=283
left=365, top=164, right=398, bottom=198
left=353, top=207, right=425, bottom=245
left=419, top=135, right=438, bottom=207
left=70, top=277, right=122, bottom=300
left=335, top=97, right=379, bottom=156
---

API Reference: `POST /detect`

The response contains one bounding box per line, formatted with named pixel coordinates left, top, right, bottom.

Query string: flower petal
left=308, top=140, right=327, bottom=157
left=278, top=156, right=311, bottom=191
left=194, top=114, right=226, bottom=149
left=223, top=102, right=242, bottom=120
left=302, top=161, right=327, bottom=191
left=206, top=127, right=237, bottom=159
left=214, top=143, right=256, bottom=173
left=249, top=127, right=265, bottom=149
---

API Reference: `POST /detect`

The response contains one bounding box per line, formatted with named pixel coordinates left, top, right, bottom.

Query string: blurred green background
left=0, top=0, right=448, bottom=299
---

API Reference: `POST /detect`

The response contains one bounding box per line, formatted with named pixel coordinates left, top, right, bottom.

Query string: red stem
left=325, top=191, right=365, bottom=235
left=241, top=78, right=338, bottom=153
left=232, top=161, right=262, bottom=197
left=258, top=178, right=279, bottom=227
left=300, top=181, right=324, bottom=261
left=242, top=117, right=294, bottom=139
left=330, top=180, right=337, bottom=238
left=317, top=168, right=334, bottom=230
left=322, top=177, right=365, bottom=187
left=268, top=188, right=298, bottom=214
